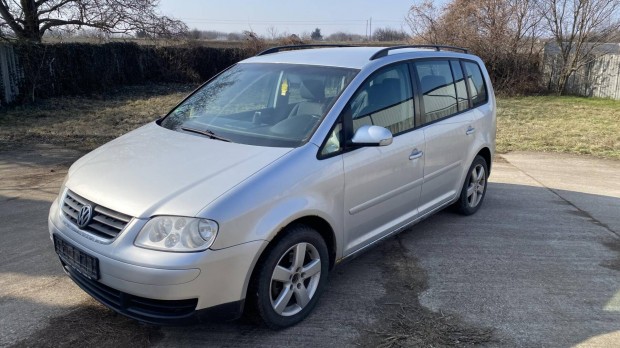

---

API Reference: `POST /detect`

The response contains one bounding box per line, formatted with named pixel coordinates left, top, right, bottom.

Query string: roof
left=241, top=46, right=476, bottom=70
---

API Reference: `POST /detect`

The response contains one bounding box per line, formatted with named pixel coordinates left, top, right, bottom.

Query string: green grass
left=497, top=96, right=620, bottom=160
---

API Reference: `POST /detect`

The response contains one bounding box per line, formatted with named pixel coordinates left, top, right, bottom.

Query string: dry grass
left=0, top=84, right=195, bottom=152
left=497, top=96, right=620, bottom=160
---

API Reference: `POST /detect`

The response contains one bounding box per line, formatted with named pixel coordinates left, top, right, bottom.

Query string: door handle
left=409, top=149, right=423, bottom=160
left=466, top=126, right=476, bottom=135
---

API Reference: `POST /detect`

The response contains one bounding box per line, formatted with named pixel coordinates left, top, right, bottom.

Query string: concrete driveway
left=1, top=148, right=618, bottom=347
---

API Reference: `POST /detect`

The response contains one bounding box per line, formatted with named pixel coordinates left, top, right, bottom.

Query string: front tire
left=455, top=155, right=488, bottom=215
left=252, top=224, right=329, bottom=329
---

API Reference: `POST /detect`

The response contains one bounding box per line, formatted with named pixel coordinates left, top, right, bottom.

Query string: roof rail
left=370, top=45, right=469, bottom=60
left=256, top=44, right=357, bottom=56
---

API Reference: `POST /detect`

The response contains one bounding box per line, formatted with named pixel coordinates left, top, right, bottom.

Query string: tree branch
left=37, top=0, right=74, bottom=15
left=0, top=0, right=24, bottom=35
left=39, top=18, right=101, bottom=33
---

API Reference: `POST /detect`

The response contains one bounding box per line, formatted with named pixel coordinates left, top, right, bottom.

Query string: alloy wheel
left=269, top=242, right=322, bottom=316
left=466, top=164, right=486, bottom=208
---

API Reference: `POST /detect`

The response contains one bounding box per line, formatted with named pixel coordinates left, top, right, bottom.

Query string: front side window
left=319, top=121, right=343, bottom=157
left=161, top=63, right=358, bottom=147
left=346, top=63, right=415, bottom=136
left=414, top=60, right=459, bottom=124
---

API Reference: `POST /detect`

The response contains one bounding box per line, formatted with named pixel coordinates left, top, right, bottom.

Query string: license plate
left=54, top=235, right=100, bottom=280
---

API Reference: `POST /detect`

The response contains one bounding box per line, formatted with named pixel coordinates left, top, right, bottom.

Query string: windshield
left=161, top=63, right=359, bottom=147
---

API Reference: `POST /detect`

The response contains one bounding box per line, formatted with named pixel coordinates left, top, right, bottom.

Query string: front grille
left=64, top=264, right=199, bottom=324
left=61, top=190, right=132, bottom=240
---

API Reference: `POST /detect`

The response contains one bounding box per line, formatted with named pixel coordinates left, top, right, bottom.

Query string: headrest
left=300, top=79, right=325, bottom=101
left=381, top=78, right=400, bottom=91
left=368, top=79, right=401, bottom=109
left=421, top=75, right=447, bottom=94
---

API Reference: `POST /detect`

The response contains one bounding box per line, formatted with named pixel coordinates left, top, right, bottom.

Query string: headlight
left=135, top=216, right=218, bottom=252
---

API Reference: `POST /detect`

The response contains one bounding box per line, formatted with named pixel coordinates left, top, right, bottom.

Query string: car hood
left=66, top=122, right=292, bottom=218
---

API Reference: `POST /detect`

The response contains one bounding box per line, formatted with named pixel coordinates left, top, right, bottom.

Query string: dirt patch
left=11, top=299, right=163, bottom=348
left=356, top=235, right=493, bottom=348
left=601, top=239, right=620, bottom=272
left=493, top=154, right=508, bottom=163
left=563, top=206, right=616, bottom=236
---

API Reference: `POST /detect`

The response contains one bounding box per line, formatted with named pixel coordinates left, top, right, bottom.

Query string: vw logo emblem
left=77, top=205, right=92, bottom=228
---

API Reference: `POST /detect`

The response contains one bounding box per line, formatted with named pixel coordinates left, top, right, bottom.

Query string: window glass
left=463, top=61, right=488, bottom=108
left=346, top=63, right=414, bottom=135
left=161, top=63, right=357, bottom=148
left=451, top=61, right=469, bottom=111
left=414, top=60, right=458, bottom=123
left=225, top=73, right=273, bottom=114
left=320, top=121, right=343, bottom=156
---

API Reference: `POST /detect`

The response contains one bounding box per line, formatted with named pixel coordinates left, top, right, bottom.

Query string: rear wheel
left=455, top=155, right=488, bottom=215
left=251, top=224, right=329, bottom=329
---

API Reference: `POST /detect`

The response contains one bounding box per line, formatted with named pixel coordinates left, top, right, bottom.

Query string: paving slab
left=416, top=155, right=620, bottom=347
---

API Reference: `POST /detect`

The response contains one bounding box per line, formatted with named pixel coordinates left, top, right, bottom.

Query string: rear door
left=413, top=59, right=476, bottom=214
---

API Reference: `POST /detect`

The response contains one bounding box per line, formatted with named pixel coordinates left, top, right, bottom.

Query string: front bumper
left=61, top=262, right=243, bottom=325
left=48, top=198, right=268, bottom=325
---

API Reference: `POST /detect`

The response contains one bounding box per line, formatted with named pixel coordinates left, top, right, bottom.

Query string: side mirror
left=351, top=125, right=393, bottom=147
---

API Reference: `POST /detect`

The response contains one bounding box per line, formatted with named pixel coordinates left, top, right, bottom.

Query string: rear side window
left=414, top=60, right=458, bottom=123
left=450, top=61, right=469, bottom=111
left=463, top=61, right=488, bottom=107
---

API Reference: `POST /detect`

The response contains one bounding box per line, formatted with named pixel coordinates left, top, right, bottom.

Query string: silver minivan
left=48, top=45, right=496, bottom=328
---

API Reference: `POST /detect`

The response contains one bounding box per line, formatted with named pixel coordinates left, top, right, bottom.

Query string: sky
left=158, top=0, right=417, bottom=37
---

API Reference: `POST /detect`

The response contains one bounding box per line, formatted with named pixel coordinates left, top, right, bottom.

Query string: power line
left=179, top=18, right=404, bottom=25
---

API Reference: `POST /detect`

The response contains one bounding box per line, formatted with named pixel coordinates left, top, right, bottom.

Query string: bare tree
left=539, top=0, right=620, bottom=94
left=325, top=31, right=364, bottom=42
left=186, top=28, right=202, bottom=40
left=407, top=0, right=544, bottom=93
left=0, top=0, right=187, bottom=42
left=373, top=27, right=408, bottom=42
left=266, top=26, right=279, bottom=41
left=408, top=0, right=541, bottom=52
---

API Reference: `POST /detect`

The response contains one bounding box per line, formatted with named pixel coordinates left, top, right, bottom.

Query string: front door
left=342, top=62, right=425, bottom=255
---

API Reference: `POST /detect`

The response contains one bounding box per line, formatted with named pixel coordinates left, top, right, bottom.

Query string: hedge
left=12, top=42, right=251, bottom=102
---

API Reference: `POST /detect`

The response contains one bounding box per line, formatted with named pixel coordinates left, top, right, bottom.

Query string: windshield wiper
left=181, top=126, right=231, bottom=142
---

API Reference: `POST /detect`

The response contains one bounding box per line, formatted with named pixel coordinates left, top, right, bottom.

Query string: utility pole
left=369, top=17, right=372, bottom=41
